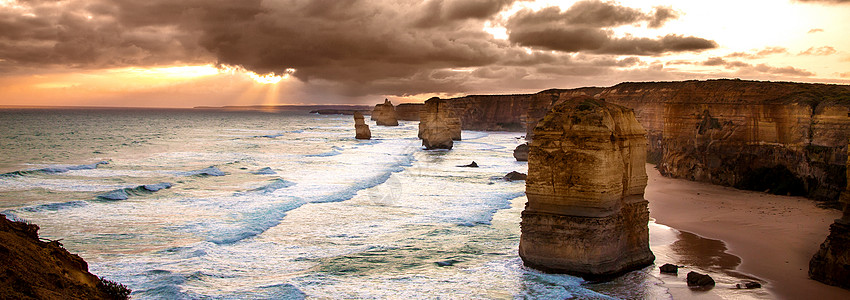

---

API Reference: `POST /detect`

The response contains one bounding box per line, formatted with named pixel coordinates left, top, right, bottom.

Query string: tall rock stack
left=372, top=99, right=400, bottom=126
left=809, top=139, right=850, bottom=289
left=418, top=97, right=461, bottom=150
left=519, top=96, right=655, bottom=279
left=353, top=112, right=371, bottom=140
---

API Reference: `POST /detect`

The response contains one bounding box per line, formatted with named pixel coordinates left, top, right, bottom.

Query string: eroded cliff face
left=418, top=97, right=461, bottom=149
left=442, top=80, right=850, bottom=203
left=593, top=81, right=850, bottom=202
left=809, top=140, right=850, bottom=289
left=519, top=96, right=654, bottom=279
left=0, top=214, right=126, bottom=299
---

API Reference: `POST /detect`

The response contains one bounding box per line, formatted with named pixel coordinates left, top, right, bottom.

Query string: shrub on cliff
left=98, top=277, right=132, bottom=300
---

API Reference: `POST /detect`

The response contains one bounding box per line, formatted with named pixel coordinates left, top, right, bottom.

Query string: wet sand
left=645, top=164, right=850, bottom=300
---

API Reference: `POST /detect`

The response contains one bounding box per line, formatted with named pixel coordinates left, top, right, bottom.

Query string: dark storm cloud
left=505, top=1, right=715, bottom=55
left=697, top=57, right=815, bottom=77
left=0, top=0, right=717, bottom=97
left=414, top=0, right=523, bottom=27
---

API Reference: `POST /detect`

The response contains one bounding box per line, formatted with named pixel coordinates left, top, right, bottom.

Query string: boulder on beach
left=687, top=271, right=715, bottom=288
left=418, top=97, right=461, bottom=150
left=372, top=99, right=399, bottom=126
left=659, top=263, right=679, bottom=274
left=513, top=143, right=529, bottom=161
left=519, top=96, right=654, bottom=280
left=354, top=112, right=371, bottom=140
left=458, top=161, right=479, bottom=168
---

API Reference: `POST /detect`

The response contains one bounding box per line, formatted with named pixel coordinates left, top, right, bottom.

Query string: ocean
left=0, top=108, right=745, bottom=299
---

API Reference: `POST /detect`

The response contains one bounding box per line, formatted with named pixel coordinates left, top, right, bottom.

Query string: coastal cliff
left=0, top=214, right=130, bottom=299
left=519, top=96, right=654, bottom=279
left=396, top=103, right=423, bottom=121
left=809, top=140, right=850, bottom=289
left=441, top=80, right=850, bottom=203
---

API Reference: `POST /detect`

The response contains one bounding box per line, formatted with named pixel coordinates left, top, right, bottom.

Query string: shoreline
left=644, top=163, right=850, bottom=299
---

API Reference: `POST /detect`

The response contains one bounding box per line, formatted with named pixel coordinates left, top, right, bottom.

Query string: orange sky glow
left=1, top=0, right=849, bottom=108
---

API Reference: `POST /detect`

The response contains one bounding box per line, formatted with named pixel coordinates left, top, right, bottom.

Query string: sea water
left=0, top=108, right=680, bottom=299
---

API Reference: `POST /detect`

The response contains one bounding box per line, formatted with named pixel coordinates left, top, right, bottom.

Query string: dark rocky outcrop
left=396, top=103, right=424, bottom=121
left=418, top=97, right=461, bottom=150
left=809, top=140, right=850, bottom=289
left=513, top=143, right=529, bottom=161
left=371, top=99, right=399, bottom=126
left=0, top=214, right=130, bottom=299
left=519, top=96, right=654, bottom=280
left=458, top=161, right=478, bottom=168
left=504, top=171, right=527, bottom=181
left=354, top=112, right=371, bottom=140
left=687, top=271, right=716, bottom=288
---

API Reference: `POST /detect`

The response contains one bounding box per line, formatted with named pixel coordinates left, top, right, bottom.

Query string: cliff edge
left=0, top=214, right=130, bottom=299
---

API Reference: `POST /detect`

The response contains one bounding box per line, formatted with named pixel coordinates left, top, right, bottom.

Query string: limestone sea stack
left=809, top=139, right=850, bottom=289
left=354, top=112, right=371, bottom=140
left=418, top=97, right=461, bottom=150
left=519, top=96, right=655, bottom=279
left=371, top=99, right=399, bottom=126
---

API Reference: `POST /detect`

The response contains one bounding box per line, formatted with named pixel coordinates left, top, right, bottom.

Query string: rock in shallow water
left=504, top=171, right=527, bottom=181
left=519, top=96, right=654, bottom=280
left=513, top=143, right=529, bottom=161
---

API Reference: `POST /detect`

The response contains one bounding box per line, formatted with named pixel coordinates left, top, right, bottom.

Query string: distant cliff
left=441, top=80, right=850, bottom=203
left=396, top=103, right=423, bottom=121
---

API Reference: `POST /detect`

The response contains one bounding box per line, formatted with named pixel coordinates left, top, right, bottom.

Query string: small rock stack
left=354, top=112, right=371, bottom=140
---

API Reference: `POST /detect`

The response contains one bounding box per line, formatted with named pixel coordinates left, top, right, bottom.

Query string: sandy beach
left=645, top=163, right=850, bottom=300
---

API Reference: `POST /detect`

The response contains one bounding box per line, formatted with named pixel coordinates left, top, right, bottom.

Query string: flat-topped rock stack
left=372, top=99, right=399, bottom=126
left=519, top=95, right=654, bottom=279
left=354, top=112, right=371, bottom=140
left=809, top=139, right=850, bottom=289
left=418, top=97, right=461, bottom=150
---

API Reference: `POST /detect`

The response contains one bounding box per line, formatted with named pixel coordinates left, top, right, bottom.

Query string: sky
left=1, top=0, right=849, bottom=108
